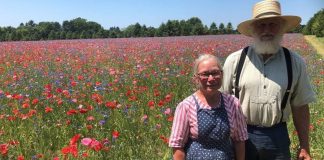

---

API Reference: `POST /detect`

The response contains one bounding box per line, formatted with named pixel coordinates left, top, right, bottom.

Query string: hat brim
left=237, top=15, right=301, bottom=37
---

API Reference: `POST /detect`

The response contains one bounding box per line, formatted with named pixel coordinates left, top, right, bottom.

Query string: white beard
left=252, top=34, right=283, bottom=55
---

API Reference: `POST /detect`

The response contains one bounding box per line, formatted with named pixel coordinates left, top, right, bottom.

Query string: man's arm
left=291, top=104, right=311, bottom=160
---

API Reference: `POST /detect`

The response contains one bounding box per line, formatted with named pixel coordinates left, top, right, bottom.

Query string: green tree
left=146, top=27, right=156, bottom=37
left=156, top=23, right=169, bottom=37
left=187, top=17, right=204, bottom=35
left=312, top=9, right=324, bottom=37
left=303, top=9, right=324, bottom=36
left=225, top=22, right=233, bottom=34
left=166, top=20, right=181, bottom=36
left=37, top=22, right=61, bottom=40
left=179, top=20, right=190, bottom=36
left=108, top=27, right=122, bottom=38
left=218, top=23, right=225, bottom=34
left=209, top=22, right=218, bottom=35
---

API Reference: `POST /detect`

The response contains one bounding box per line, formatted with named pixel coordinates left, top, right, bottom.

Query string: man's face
left=252, top=18, right=283, bottom=41
left=251, top=17, right=284, bottom=54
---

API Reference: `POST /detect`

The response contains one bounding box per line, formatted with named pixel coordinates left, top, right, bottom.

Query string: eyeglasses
left=197, top=70, right=223, bottom=79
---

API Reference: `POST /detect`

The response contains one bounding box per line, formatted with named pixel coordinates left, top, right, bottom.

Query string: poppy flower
left=147, top=100, right=154, bottom=109
left=32, top=98, right=39, bottom=105
left=45, top=107, right=53, bottom=113
left=67, top=109, right=78, bottom=115
left=17, top=155, right=24, bottom=160
left=70, top=134, right=81, bottom=145
left=0, top=143, right=8, bottom=156
left=81, top=138, right=92, bottom=146
left=105, top=101, right=117, bottom=109
left=112, top=130, right=119, bottom=139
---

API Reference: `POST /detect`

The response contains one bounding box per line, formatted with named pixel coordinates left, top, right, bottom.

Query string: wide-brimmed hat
left=237, top=0, right=301, bottom=37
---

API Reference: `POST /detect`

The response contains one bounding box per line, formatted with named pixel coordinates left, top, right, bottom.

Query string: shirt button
left=264, top=85, right=266, bottom=89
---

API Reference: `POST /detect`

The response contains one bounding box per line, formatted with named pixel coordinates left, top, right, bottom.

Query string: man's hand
left=292, top=105, right=311, bottom=160
left=297, top=148, right=311, bottom=160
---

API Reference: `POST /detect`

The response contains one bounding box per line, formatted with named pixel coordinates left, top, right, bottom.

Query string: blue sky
left=0, top=0, right=323, bottom=29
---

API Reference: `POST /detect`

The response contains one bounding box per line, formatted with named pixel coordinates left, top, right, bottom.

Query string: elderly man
left=221, top=0, right=316, bottom=160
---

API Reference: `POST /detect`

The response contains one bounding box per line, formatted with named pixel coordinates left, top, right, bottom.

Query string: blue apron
left=185, top=94, right=233, bottom=160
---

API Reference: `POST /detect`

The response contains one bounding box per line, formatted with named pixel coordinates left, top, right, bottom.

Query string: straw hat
left=237, top=0, right=301, bottom=36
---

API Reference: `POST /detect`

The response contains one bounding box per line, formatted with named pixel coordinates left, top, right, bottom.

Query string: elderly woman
left=169, top=54, right=248, bottom=160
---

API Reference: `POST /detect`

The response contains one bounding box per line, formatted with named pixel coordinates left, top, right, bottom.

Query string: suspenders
left=234, top=46, right=249, bottom=99
left=234, top=47, right=292, bottom=122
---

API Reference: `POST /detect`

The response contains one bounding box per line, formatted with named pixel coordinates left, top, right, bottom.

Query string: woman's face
left=196, top=58, right=223, bottom=95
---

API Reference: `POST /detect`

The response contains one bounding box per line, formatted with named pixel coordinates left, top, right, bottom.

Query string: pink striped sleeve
left=223, top=94, right=248, bottom=142
left=169, top=101, right=190, bottom=148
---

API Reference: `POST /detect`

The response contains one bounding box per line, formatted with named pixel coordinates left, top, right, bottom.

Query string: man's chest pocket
left=248, top=96, right=281, bottom=126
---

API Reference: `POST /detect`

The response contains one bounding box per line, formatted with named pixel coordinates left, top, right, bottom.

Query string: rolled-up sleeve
left=290, top=54, right=316, bottom=107
left=232, top=98, right=248, bottom=141
left=225, top=95, right=248, bottom=142
left=169, top=102, right=190, bottom=148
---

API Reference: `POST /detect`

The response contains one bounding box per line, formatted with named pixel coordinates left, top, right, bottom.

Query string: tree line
left=0, top=17, right=236, bottom=41
left=302, top=9, right=324, bottom=37
left=0, top=8, right=323, bottom=42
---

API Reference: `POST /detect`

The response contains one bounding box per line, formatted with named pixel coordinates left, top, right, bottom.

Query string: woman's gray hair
left=193, top=54, right=222, bottom=76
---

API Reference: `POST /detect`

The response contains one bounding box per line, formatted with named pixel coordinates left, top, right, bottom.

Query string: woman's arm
left=233, top=141, right=245, bottom=160
left=173, top=148, right=185, bottom=160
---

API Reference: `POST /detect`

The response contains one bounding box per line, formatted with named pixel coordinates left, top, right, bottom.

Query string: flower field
left=0, top=34, right=323, bottom=159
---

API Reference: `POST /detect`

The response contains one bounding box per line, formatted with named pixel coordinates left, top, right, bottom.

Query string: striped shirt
left=169, top=92, right=248, bottom=148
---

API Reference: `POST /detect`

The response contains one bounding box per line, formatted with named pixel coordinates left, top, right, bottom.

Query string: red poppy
left=159, top=135, right=169, bottom=144
left=79, top=108, right=88, bottom=114
left=158, top=100, right=165, bottom=107
left=67, top=109, right=78, bottom=115
left=56, top=88, right=63, bottom=93
left=44, top=84, right=52, bottom=91
left=154, top=90, right=160, bottom=97
left=32, top=98, right=39, bottom=105
left=0, top=143, right=8, bottom=156
left=8, top=140, right=19, bottom=146
left=91, top=93, right=103, bottom=104
left=86, top=125, right=93, bottom=130
left=147, top=100, right=155, bottom=109
left=167, top=116, right=174, bottom=122
left=17, top=155, right=24, bottom=160
left=45, top=107, right=53, bottom=113
left=61, top=144, right=78, bottom=158
left=112, top=130, right=119, bottom=139
left=165, top=94, right=172, bottom=102
left=70, top=80, right=77, bottom=86
left=82, top=152, right=89, bottom=157
left=77, top=75, right=84, bottom=80
left=70, top=134, right=81, bottom=145
left=22, top=103, right=30, bottom=109
left=53, top=157, right=59, bottom=160
left=105, top=101, right=117, bottom=109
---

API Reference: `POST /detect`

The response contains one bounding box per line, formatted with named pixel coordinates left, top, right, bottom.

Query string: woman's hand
left=173, top=148, right=185, bottom=160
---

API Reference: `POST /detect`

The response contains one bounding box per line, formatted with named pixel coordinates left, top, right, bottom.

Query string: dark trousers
left=245, top=122, right=291, bottom=160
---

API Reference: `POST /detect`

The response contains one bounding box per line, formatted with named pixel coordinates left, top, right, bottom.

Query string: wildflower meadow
left=0, top=34, right=323, bottom=159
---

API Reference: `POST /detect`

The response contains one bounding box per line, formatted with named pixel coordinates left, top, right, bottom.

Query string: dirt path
left=304, top=35, right=324, bottom=57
